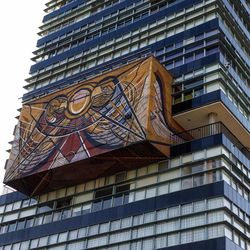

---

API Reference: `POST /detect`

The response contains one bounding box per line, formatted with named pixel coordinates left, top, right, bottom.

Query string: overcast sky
left=0, top=1, right=47, bottom=193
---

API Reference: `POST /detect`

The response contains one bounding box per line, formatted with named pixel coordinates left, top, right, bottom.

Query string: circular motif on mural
left=66, top=88, right=92, bottom=119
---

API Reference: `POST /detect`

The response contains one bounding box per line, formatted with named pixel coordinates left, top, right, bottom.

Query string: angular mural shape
left=4, top=56, right=184, bottom=195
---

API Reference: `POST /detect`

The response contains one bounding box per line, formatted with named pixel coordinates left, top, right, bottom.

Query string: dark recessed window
left=206, top=46, right=218, bottom=56
left=116, top=184, right=130, bottom=194
left=159, top=161, right=169, bottom=171
left=115, top=172, right=126, bottom=183
left=55, top=197, right=72, bottom=209
left=185, top=54, right=194, bottom=63
left=95, top=187, right=113, bottom=199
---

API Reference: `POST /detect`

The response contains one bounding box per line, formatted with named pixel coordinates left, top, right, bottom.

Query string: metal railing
left=171, top=122, right=223, bottom=145
left=171, top=122, right=250, bottom=159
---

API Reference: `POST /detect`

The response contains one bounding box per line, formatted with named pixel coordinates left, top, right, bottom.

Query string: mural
left=4, top=56, right=183, bottom=195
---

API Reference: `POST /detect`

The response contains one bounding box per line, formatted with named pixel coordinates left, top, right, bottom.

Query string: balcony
left=171, top=121, right=250, bottom=160
left=172, top=90, right=250, bottom=152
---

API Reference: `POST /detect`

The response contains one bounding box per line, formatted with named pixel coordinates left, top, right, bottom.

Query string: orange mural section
left=4, top=56, right=183, bottom=195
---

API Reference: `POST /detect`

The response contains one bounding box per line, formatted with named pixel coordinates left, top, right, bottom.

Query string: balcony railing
left=171, top=122, right=223, bottom=145
left=171, top=122, right=250, bottom=159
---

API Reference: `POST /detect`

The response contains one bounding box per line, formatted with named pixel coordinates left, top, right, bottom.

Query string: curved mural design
left=4, top=57, right=183, bottom=195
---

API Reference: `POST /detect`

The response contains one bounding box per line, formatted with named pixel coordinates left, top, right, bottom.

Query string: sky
left=0, top=1, right=47, bottom=193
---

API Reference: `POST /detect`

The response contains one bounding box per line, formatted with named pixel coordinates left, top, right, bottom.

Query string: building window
left=55, top=198, right=72, bottom=209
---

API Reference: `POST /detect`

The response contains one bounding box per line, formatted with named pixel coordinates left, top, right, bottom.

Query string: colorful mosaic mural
left=4, top=57, right=183, bottom=195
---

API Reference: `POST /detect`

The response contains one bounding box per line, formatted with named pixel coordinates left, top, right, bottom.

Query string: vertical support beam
left=208, top=112, right=217, bottom=124
left=208, top=112, right=218, bottom=135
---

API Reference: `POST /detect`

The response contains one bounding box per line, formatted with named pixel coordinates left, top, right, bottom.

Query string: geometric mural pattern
left=4, top=57, right=183, bottom=189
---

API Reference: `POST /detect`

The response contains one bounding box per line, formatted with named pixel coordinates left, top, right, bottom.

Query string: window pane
left=92, top=200, right=102, bottom=212
left=168, top=206, right=180, bottom=218
left=121, top=217, right=131, bottom=228
left=193, top=228, right=205, bottom=241
left=182, top=203, right=193, bottom=215
left=30, top=239, right=39, bottom=249
left=103, top=198, right=112, bottom=209
left=193, top=200, right=205, bottom=212
left=58, top=232, right=68, bottom=242
left=69, top=230, right=78, bottom=240
left=168, top=233, right=179, bottom=246
left=88, top=225, right=99, bottom=236
left=182, top=177, right=193, bottom=189
left=17, top=220, right=26, bottom=230
left=49, top=234, right=58, bottom=245
left=111, top=220, right=120, bottom=231
left=169, top=180, right=181, bottom=192
left=100, top=222, right=110, bottom=233
left=193, top=174, right=204, bottom=187
left=155, top=236, right=167, bottom=249
left=181, top=230, right=193, bottom=243
left=113, top=195, right=123, bottom=206
left=38, top=236, right=48, bottom=247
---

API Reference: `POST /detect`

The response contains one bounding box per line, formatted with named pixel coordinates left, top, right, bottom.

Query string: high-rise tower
left=0, top=0, right=249, bottom=249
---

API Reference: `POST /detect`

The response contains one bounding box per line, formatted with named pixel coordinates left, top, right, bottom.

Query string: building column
left=208, top=112, right=218, bottom=135
left=208, top=112, right=217, bottom=124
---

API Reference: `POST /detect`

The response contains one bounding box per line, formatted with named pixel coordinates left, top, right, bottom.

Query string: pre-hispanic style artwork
left=4, top=57, right=183, bottom=195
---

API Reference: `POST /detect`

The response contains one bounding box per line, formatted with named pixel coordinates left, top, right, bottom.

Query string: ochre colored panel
left=4, top=56, right=184, bottom=195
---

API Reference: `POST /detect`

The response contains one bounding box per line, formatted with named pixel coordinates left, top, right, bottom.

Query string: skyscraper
left=0, top=0, right=249, bottom=249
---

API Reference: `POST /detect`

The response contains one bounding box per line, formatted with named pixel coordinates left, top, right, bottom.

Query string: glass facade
left=0, top=0, right=249, bottom=249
